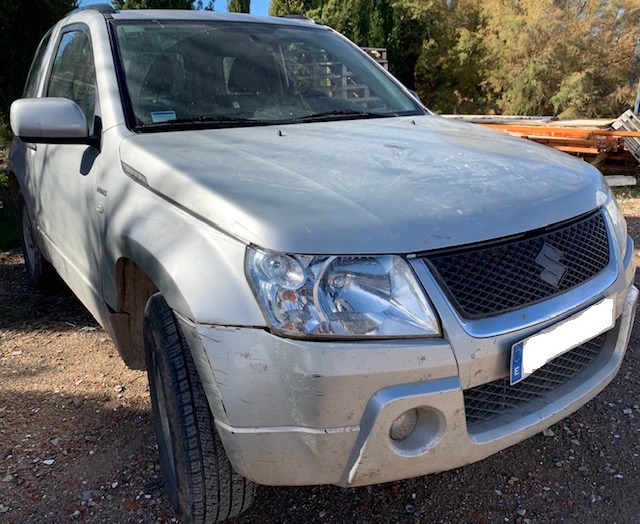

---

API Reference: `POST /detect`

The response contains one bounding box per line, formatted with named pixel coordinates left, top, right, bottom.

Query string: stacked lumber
left=444, top=112, right=640, bottom=184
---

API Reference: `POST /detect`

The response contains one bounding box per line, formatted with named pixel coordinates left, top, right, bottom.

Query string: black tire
left=143, top=293, right=255, bottom=523
left=17, top=195, right=57, bottom=289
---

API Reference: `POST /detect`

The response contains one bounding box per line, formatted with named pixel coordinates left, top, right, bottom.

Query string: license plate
left=510, top=298, right=615, bottom=385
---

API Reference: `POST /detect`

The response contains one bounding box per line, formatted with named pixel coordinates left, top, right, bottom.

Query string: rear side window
left=48, top=29, right=97, bottom=134
left=24, top=28, right=53, bottom=98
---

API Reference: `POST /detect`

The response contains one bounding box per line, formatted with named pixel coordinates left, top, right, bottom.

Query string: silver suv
left=8, top=5, right=638, bottom=523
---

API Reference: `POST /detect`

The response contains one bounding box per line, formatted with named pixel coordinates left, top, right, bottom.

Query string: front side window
left=112, top=20, right=422, bottom=130
left=24, top=28, right=54, bottom=98
left=48, top=29, right=97, bottom=134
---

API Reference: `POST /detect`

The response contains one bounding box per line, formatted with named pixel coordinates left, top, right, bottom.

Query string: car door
left=13, top=28, right=54, bottom=223
left=31, top=24, right=104, bottom=309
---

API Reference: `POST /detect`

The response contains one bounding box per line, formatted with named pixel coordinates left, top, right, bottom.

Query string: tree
left=410, top=0, right=487, bottom=113
left=269, top=0, right=392, bottom=46
left=266, top=0, right=447, bottom=99
left=270, top=0, right=640, bottom=117
left=269, top=0, right=315, bottom=15
left=479, top=0, right=640, bottom=117
left=549, top=0, right=640, bottom=117
left=0, top=0, right=79, bottom=119
left=269, top=0, right=332, bottom=17
left=227, top=0, right=250, bottom=12
left=388, top=1, right=450, bottom=102
left=194, top=0, right=215, bottom=9
left=113, top=0, right=195, bottom=8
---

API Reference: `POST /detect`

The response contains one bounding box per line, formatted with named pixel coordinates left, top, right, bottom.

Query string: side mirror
left=10, top=98, right=95, bottom=146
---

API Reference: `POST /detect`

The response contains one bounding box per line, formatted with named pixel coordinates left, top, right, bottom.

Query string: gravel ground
left=1, top=188, right=639, bottom=523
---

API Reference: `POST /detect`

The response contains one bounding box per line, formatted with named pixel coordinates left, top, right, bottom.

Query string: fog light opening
left=388, top=406, right=445, bottom=457
left=390, top=409, right=419, bottom=441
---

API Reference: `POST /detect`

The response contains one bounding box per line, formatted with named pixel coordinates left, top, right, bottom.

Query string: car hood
left=119, top=115, right=608, bottom=254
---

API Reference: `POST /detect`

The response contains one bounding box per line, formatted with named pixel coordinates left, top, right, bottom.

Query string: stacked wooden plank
left=444, top=113, right=640, bottom=184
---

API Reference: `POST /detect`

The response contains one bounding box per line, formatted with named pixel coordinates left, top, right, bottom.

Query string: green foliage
left=0, top=120, right=14, bottom=249
left=114, top=0, right=216, bottom=9
left=478, top=0, right=640, bottom=117
left=284, top=0, right=416, bottom=87
left=227, top=0, right=250, bottom=12
left=0, top=0, right=78, bottom=119
left=194, top=0, right=215, bottom=9
left=613, top=184, right=640, bottom=200
left=0, top=119, right=11, bottom=149
left=311, top=0, right=375, bottom=45
left=271, top=0, right=640, bottom=117
left=405, top=0, right=484, bottom=110
left=269, top=0, right=321, bottom=16
left=0, top=171, right=18, bottom=250
left=113, top=0, right=195, bottom=8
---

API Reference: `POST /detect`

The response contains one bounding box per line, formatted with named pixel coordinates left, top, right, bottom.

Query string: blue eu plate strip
left=511, top=342, right=524, bottom=385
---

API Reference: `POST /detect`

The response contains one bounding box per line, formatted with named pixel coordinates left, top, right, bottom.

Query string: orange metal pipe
left=479, top=124, right=640, bottom=139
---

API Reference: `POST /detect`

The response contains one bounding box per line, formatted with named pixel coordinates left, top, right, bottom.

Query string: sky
left=80, top=0, right=270, bottom=16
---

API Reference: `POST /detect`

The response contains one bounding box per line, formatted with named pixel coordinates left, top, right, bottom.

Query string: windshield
left=112, top=19, right=423, bottom=131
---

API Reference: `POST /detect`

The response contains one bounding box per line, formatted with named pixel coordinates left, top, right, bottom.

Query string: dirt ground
left=1, top=179, right=640, bottom=523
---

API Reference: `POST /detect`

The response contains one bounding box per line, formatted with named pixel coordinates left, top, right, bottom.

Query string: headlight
left=601, top=189, right=628, bottom=254
left=246, top=248, right=441, bottom=339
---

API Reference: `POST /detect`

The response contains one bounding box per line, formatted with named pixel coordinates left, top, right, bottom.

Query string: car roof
left=70, top=5, right=326, bottom=30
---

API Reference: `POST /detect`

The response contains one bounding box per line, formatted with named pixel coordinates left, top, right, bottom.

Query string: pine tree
left=113, top=0, right=194, bottom=7
left=227, top=0, right=250, bottom=12
left=0, top=0, right=79, bottom=117
left=269, top=0, right=323, bottom=16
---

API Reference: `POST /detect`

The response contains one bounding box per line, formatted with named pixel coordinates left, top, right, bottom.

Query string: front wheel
left=143, top=294, right=255, bottom=523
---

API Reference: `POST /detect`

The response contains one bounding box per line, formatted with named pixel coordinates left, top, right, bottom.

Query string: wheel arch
left=106, top=257, right=160, bottom=369
left=101, top=201, right=266, bottom=369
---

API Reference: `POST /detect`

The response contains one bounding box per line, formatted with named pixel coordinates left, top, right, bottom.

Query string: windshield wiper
left=139, top=114, right=269, bottom=131
left=292, top=110, right=393, bottom=123
left=137, top=111, right=395, bottom=131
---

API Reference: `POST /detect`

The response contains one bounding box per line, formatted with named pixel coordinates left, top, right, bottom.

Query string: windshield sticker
left=151, top=111, right=177, bottom=123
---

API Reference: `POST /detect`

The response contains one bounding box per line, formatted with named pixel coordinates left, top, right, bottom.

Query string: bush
left=0, top=169, right=18, bottom=251
left=0, top=116, right=11, bottom=148
left=0, top=122, right=18, bottom=249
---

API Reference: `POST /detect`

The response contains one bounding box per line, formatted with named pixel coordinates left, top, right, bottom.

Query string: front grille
left=423, top=211, right=610, bottom=318
left=464, top=333, right=607, bottom=427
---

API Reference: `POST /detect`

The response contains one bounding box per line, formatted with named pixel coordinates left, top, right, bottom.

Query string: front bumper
left=178, top=277, right=638, bottom=487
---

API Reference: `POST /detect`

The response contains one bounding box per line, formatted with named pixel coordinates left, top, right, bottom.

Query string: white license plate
left=510, top=298, right=615, bottom=385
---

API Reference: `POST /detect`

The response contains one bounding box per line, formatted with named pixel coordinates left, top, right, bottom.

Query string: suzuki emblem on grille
left=535, top=242, right=567, bottom=288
